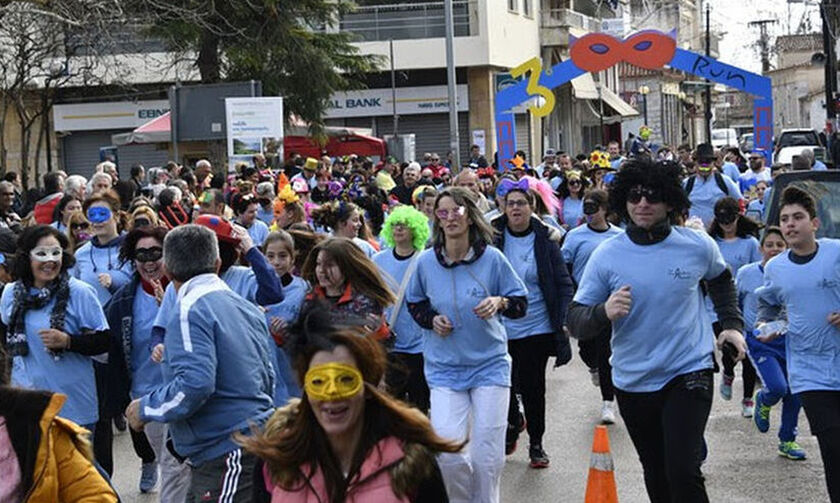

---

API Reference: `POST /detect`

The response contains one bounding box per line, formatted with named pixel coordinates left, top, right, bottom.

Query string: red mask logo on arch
left=569, top=30, right=677, bottom=73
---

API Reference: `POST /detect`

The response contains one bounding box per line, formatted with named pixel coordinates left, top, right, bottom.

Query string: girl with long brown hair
left=300, top=237, right=395, bottom=341
left=241, top=307, right=460, bottom=502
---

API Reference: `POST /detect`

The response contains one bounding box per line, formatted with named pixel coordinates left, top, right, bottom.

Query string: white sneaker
left=601, top=400, right=616, bottom=425
left=589, top=367, right=599, bottom=387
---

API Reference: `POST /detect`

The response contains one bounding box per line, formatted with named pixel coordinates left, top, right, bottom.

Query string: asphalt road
left=110, top=346, right=828, bottom=502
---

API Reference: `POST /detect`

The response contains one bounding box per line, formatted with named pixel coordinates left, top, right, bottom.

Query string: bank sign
left=53, top=100, right=170, bottom=132
left=324, top=85, right=469, bottom=119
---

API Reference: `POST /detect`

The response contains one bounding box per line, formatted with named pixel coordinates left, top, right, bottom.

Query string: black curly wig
left=608, top=158, right=690, bottom=225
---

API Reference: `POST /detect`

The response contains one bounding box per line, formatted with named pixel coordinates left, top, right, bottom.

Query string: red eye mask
left=570, top=30, right=677, bottom=73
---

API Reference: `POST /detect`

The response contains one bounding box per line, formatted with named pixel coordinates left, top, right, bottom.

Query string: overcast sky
left=710, top=0, right=822, bottom=73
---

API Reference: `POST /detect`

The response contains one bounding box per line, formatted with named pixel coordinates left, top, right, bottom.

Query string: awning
left=111, top=112, right=171, bottom=146
left=571, top=73, right=599, bottom=100
left=600, top=86, right=639, bottom=117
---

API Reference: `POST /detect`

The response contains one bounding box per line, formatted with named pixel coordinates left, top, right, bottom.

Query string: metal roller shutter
left=118, top=144, right=171, bottom=171
left=515, top=113, right=532, bottom=160
left=60, top=130, right=119, bottom=179
left=375, top=112, right=470, bottom=164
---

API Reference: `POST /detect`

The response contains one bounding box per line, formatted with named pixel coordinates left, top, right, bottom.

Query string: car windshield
left=778, top=131, right=819, bottom=148
left=775, top=179, right=840, bottom=239
left=712, top=131, right=734, bottom=140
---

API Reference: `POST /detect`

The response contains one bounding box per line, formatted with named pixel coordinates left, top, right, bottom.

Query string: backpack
left=685, top=172, right=729, bottom=196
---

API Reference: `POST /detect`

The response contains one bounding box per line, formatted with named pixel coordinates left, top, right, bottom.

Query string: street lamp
left=638, top=85, right=650, bottom=125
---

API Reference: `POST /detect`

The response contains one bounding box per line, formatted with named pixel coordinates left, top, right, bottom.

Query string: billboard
left=225, top=97, right=284, bottom=171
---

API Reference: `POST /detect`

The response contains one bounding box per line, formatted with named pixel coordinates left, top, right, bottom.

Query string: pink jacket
left=268, top=436, right=410, bottom=503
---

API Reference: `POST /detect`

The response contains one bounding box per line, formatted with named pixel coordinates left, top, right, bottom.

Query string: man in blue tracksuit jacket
left=125, top=224, right=275, bottom=503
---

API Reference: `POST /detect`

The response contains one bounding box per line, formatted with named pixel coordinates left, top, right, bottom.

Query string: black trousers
left=578, top=330, right=615, bottom=401
left=507, top=333, right=553, bottom=446
left=714, top=322, right=757, bottom=399
left=93, top=362, right=113, bottom=476
left=800, top=390, right=840, bottom=503
left=616, top=370, right=713, bottom=503
left=386, top=351, right=430, bottom=413
left=130, top=427, right=157, bottom=464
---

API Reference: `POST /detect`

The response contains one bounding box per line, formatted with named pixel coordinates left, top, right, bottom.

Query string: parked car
left=711, top=128, right=738, bottom=148
left=773, top=128, right=827, bottom=166
left=765, top=170, right=840, bottom=239
left=739, top=133, right=754, bottom=153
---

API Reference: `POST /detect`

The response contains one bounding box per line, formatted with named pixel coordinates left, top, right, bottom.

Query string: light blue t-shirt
left=561, top=223, right=623, bottom=285
left=407, top=246, right=528, bottom=390
left=574, top=227, right=726, bottom=392
left=221, top=266, right=258, bottom=303
left=736, top=262, right=764, bottom=333
left=264, top=275, right=308, bottom=405
left=814, top=159, right=828, bottom=171
left=130, top=285, right=164, bottom=398
left=757, top=239, right=840, bottom=393
left=722, top=161, right=741, bottom=182
left=373, top=249, right=427, bottom=353
left=716, top=236, right=761, bottom=275
left=1, top=278, right=109, bottom=426
left=562, top=197, right=584, bottom=228
left=256, top=206, right=274, bottom=226
left=246, top=219, right=270, bottom=247
left=502, top=231, right=553, bottom=340
left=352, top=237, right=377, bottom=258
left=72, top=238, right=134, bottom=305
left=685, top=173, right=743, bottom=226
left=745, top=199, right=765, bottom=222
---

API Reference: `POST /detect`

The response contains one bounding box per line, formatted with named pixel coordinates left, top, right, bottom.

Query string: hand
left=717, top=329, right=747, bottom=361
left=473, top=296, right=504, bottom=320
left=151, top=278, right=165, bottom=306
left=151, top=344, right=165, bottom=363
left=269, top=316, right=287, bottom=346
left=828, top=312, right=840, bottom=329
left=38, top=328, right=70, bottom=350
left=605, top=286, right=632, bottom=321
left=125, top=399, right=145, bottom=432
left=231, top=223, right=254, bottom=254
left=98, top=273, right=112, bottom=289
left=432, top=315, right=453, bottom=337
left=754, top=322, right=783, bottom=343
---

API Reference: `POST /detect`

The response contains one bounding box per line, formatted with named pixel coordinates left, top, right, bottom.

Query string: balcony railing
left=541, top=8, right=602, bottom=32
left=334, top=1, right=478, bottom=42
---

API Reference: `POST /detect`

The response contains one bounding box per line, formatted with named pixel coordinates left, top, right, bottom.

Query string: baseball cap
left=194, top=214, right=240, bottom=245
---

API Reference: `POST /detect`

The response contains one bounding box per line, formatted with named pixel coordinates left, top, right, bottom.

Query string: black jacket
left=492, top=215, right=575, bottom=366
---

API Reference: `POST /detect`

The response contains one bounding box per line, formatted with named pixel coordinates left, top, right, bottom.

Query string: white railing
left=331, top=1, right=478, bottom=41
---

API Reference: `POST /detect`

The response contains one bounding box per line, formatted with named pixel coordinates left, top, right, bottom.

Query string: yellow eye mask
left=304, top=362, right=364, bottom=402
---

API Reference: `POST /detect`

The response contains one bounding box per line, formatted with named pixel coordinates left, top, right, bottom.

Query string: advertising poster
left=225, top=97, right=284, bottom=171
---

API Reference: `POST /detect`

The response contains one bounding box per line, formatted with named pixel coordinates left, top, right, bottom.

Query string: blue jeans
left=748, top=340, right=801, bottom=442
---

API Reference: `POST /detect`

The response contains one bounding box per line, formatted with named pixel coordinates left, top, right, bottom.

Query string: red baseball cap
left=194, top=214, right=240, bottom=245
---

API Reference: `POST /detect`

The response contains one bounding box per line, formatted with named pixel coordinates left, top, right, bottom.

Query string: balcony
left=335, top=1, right=478, bottom=42
left=540, top=8, right=602, bottom=48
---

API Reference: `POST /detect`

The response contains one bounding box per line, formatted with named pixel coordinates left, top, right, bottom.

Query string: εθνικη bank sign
left=53, top=100, right=171, bottom=132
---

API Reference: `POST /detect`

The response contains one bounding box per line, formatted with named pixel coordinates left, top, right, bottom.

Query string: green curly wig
left=381, top=205, right=430, bottom=251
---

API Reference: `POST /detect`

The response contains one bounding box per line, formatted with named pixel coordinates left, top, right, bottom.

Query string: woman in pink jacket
left=241, top=308, right=462, bottom=503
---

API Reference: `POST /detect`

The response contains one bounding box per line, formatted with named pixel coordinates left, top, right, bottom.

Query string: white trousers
left=430, top=386, right=509, bottom=503
left=144, top=421, right=192, bottom=503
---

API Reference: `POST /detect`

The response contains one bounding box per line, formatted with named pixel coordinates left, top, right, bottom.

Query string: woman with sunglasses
left=490, top=179, right=574, bottom=470
left=567, top=159, right=746, bottom=503
left=1, top=225, right=110, bottom=442
left=707, top=196, right=761, bottom=415
left=72, top=190, right=133, bottom=305
left=561, top=189, right=623, bottom=425
left=51, top=195, right=82, bottom=234
left=406, top=187, right=527, bottom=503
left=556, top=170, right=588, bottom=230
left=104, top=226, right=192, bottom=501
left=67, top=211, right=92, bottom=251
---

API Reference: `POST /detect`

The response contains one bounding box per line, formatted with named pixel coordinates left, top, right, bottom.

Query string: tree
left=135, top=0, right=382, bottom=131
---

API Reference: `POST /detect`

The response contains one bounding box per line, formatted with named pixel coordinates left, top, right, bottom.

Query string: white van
left=711, top=128, right=738, bottom=148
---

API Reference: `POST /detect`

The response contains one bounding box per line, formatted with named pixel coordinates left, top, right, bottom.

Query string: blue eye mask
left=87, top=206, right=112, bottom=224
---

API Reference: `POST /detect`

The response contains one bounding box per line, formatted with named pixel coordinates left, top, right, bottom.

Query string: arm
left=246, top=247, right=285, bottom=306
left=756, top=296, right=783, bottom=326
left=407, top=300, right=437, bottom=330
left=566, top=301, right=611, bottom=341
left=500, top=296, right=527, bottom=319
left=65, top=329, right=111, bottom=356
left=140, top=305, right=217, bottom=423
left=705, top=269, right=744, bottom=332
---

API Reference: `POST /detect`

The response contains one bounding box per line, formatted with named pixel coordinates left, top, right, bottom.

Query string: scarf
left=6, top=272, right=71, bottom=357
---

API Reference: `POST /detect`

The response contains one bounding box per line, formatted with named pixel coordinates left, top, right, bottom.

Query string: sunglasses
left=135, top=246, right=163, bottom=263
left=583, top=201, right=600, bottom=215
left=30, top=246, right=63, bottom=262
left=87, top=206, right=113, bottom=224
left=71, top=222, right=90, bottom=231
left=506, top=199, right=530, bottom=208
left=435, top=206, right=467, bottom=221
left=132, top=217, right=151, bottom=228
left=568, top=180, right=582, bottom=186
left=627, top=186, right=663, bottom=204
left=715, top=213, right=738, bottom=225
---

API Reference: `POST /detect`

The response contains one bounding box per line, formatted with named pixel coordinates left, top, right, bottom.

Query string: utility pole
left=748, top=19, right=776, bottom=74
left=390, top=39, right=398, bottom=136
left=444, top=0, right=461, bottom=168
left=704, top=2, right=712, bottom=143
left=822, top=0, right=838, bottom=128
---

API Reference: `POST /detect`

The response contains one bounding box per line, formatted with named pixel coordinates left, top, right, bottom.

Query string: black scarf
left=625, top=219, right=672, bottom=245
left=6, top=272, right=71, bottom=357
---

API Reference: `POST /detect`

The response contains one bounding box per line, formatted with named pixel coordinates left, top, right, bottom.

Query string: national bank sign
left=324, top=85, right=469, bottom=119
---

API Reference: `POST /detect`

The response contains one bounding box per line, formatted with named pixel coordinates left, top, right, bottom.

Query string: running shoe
left=778, top=441, right=807, bottom=460
left=719, top=374, right=734, bottom=401
left=113, top=414, right=127, bottom=432
left=505, top=412, right=526, bottom=455
left=589, top=367, right=599, bottom=387
left=139, top=462, right=159, bottom=493
left=600, top=400, right=616, bottom=425
left=753, top=390, right=771, bottom=433
left=528, top=445, right=550, bottom=469
left=742, top=398, right=755, bottom=418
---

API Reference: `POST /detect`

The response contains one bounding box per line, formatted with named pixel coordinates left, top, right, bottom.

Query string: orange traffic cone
left=584, top=425, right=618, bottom=503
